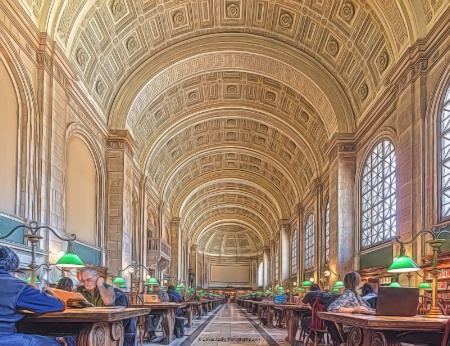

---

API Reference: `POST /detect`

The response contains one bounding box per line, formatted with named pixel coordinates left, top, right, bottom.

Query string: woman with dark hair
left=360, top=283, right=377, bottom=309
left=56, top=277, right=74, bottom=292
left=327, top=272, right=371, bottom=314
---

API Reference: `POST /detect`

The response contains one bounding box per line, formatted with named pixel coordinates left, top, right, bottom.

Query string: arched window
left=275, top=247, right=279, bottom=281
left=325, top=201, right=330, bottom=262
left=441, top=86, right=450, bottom=218
left=305, top=214, right=314, bottom=270
left=361, top=140, right=397, bottom=248
left=291, top=230, right=298, bottom=274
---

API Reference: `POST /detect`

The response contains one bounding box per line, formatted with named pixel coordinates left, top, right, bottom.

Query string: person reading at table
left=145, top=281, right=169, bottom=342
left=77, top=267, right=115, bottom=306
left=301, top=284, right=325, bottom=342
left=360, top=282, right=377, bottom=309
left=57, top=277, right=74, bottom=292
left=327, top=272, right=371, bottom=342
left=0, top=245, right=65, bottom=346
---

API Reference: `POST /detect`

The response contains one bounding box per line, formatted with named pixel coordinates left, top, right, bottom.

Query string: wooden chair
left=441, top=316, right=450, bottom=346
left=303, top=298, right=330, bottom=346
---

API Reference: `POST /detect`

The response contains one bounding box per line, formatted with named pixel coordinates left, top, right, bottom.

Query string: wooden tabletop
left=273, top=304, right=310, bottom=311
left=318, top=312, right=449, bottom=332
left=22, top=307, right=152, bottom=323
left=132, top=303, right=187, bottom=309
left=185, top=301, right=203, bottom=306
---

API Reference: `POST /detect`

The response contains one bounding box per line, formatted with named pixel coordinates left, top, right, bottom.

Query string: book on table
left=46, top=288, right=94, bottom=308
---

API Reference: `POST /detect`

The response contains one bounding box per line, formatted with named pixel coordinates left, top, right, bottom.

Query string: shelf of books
left=423, top=252, right=450, bottom=299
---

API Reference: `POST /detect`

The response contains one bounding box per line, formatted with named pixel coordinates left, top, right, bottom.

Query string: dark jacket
left=0, top=269, right=64, bottom=345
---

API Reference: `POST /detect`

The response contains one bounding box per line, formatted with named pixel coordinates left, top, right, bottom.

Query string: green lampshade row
left=333, top=280, right=345, bottom=288
left=301, top=280, right=312, bottom=288
left=418, top=282, right=431, bottom=289
left=389, top=282, right=402, bottom=287
left=147, top=277, right=159, bottom=285
left=387, top=255, right=420, bottom=273
left=113, top=276, right=126, bottom=284
left=56, top=251, right=84, bottom=268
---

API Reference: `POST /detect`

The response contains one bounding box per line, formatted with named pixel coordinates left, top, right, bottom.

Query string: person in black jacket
left=301, top=284, right=325, bottom=342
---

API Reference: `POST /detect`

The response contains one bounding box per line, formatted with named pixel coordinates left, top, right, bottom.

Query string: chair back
left=310, top=296, right=327, bottom=332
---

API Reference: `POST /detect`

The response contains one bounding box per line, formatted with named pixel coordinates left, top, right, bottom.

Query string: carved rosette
left=76, top=48, right=87, bottom=69
left=279, top=11, right=293, bottom=29
left=326, top=37, right=340, bottom=56
left=111, top=321, right=123, bottom=340
left=377, top=50, right=389, bottom=73
left=358, top=82, right=369, bottom=101
left=340, top=1, right=355, bottom=22
left=172, top=10, right=187, bottom=28
left=347, top=326, right=363, bottom=346
left=226, top=3, right=240, bottom=18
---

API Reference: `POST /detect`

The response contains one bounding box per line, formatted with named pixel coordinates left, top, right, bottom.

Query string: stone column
left=190, top=244, right=198, bottom=287
left=297, top=205, right=304, bottom=282
left=327, top=136, right=356, bottom=276
left=169, top=218, right=180, bottom=279
left=280, top=220, right=290, bottom=282
left=106, top=130, right=136, bottom=275
left=262, top=247, right=269, bottom=289
left=313, top=180, right=324, bottom=283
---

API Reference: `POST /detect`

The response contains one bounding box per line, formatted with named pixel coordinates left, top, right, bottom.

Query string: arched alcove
left=0, top=59, right=18, bottom=214
left=65, top=137, right=97, bottom=245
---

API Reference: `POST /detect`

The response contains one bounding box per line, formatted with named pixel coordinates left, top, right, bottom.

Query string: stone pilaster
left=263, top=246, right=270, bottom=289
left=190, top=244, right=198, bottom=287
left=169, top=218, right=180, bottom=279
left=280, top=220, right=290, bottom=282
left=106, top=130, right=136, bottom=274
left=327, top=135, right=356, bottom=275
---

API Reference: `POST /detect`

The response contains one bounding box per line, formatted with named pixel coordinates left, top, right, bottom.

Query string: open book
left=46, top=288, right=94, bottom=308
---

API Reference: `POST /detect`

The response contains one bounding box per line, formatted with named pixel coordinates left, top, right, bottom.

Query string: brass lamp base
left=425, top=307, right=446, bottom=319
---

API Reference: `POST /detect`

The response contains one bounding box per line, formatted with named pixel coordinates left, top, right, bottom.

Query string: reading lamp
left=0, top=221, right=84, bottom=286
left=387, top=226, right=450, bottom=318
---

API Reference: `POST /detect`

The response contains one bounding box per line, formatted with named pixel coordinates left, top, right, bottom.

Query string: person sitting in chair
left=300, top=284, right=325, bottom=342
left=145, top=282, right=169, bottom=342
left=77, top=268, right=115, bottom=306
left=0, top=245, right=65, bottom=346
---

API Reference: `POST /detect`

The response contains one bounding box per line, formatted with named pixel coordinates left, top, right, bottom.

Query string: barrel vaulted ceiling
left=16, top=0, right=450, bottom=255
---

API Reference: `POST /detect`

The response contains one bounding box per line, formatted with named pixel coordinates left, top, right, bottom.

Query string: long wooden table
left=318, top=312, right=449, bottom=346
left=132, top=302, right=186, bottom=345
left=17, top=307, right=151, bottom=346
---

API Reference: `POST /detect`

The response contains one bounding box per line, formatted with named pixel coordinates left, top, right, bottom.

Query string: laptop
left=373, top=287, right=419, bottom=316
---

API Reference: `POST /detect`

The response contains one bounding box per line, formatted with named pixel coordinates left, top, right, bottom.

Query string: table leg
left=284, top=310, right=299, bottom=345
left=257, top=306, right=263, bottom=319
left=161, top=309, right=175, bottom=345
left=196, top=304, right=202, bottom=319
left=267, top=307, right=275, bottom=329
left=78, top=321, right=123, bottom=346
left=187, top=305, right=194, bottom=328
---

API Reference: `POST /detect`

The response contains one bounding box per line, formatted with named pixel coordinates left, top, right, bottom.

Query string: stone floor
left=143, top=303, right=292, bottom=346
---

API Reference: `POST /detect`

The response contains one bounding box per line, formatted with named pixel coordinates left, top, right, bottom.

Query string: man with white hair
left=77, top=267, right=115, bottom=306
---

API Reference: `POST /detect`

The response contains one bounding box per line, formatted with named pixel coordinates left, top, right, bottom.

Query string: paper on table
left=46, top=288, right=94, bottom=308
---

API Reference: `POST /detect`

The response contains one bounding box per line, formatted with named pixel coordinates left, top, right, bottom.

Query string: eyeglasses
left=81, top=276, right=96, bottom=284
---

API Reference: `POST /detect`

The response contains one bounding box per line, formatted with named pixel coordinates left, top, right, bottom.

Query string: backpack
left=273, top=295, right=287, bottom=304
left=318, top=292, right=341, bottom=311
left=174, top=317, right=185, bottom=338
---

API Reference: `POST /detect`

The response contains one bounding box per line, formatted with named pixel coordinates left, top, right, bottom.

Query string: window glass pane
left=443, top=90, right=450, bottom=218
left=275, top=248, right=279, bottom=281
left=361, top=140, right=397, bottom=248
left=305, top=214, right=314, bottom=269
left=291, top=230, right=297, bottom=274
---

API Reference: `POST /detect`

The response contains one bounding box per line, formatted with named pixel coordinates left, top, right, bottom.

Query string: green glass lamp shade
left=301, top=280, right=312, bottom=288
left=56, top=251, right=84, bottom=268
left=189, top=288, right=195, bottom=293
left=113, top=276, right=126, bottom=284
left=197, top=290, right=203, bottom=293
left=334, top=280, right=345, bottom=288
left=276, top=286, right=284, bottom=291
left=389, top=281, right=401, bottom=287
left=147, top=277, right=159, bottom=285
left=296, top=287, right=304, bottom=292
left=176, top=283, right=184, bottom=290
left=119, top=284, right=127, bottom=288
left=332, top=288, right=340, bottom=293
left=418, top=281, right=431, bottom=289
left=26, top=276, right=40, bottom=283
left=387, top=255, right=420, bottom=273
left=56, top=276, right=63, bottom=283
left=265, top=289, right=273, bottom=294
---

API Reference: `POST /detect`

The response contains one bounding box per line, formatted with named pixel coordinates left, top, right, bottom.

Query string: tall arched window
left=325, top=201, right=330, bottom=262
left=291, top=230, right=297, bottom=274
left=258, top=262, right=263, bottom=287
left=361, top=140, right=397, bottom=248
left=305, top=214, right=314, bottom=270
left=441, top=86, right=450, bottom=218
left=275, top=247, right=279, bottom=282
